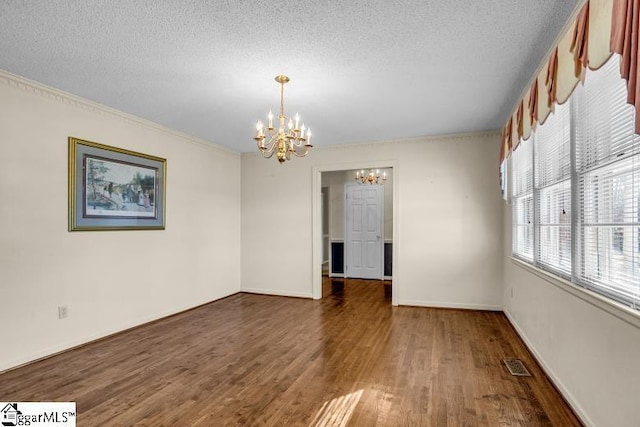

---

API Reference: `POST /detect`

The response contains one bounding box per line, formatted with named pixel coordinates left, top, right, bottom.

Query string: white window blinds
left=575, top=55, right=640, bottom=307
left=512, top=138, right=534, bottom=261
left=535, top=101, right=572, bottom=274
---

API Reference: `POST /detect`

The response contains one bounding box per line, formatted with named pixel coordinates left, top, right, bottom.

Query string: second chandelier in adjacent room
left=355, top=169, right=387, bottom=185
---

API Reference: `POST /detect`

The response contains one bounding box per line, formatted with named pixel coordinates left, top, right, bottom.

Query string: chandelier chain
left=280, top=80, right=284, bottom=118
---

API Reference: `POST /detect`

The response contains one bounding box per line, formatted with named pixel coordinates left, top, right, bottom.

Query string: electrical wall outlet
left=58, top=305, right=68, bottom=319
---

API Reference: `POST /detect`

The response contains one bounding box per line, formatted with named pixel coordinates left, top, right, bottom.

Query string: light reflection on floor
left=309, top=389, right=364, bottom=427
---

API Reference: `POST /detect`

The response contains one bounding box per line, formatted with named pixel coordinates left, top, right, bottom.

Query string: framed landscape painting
left=68, top=137, right=166, bottom=231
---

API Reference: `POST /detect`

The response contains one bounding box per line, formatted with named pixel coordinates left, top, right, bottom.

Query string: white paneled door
left=345, top=183, right=384, bottom=279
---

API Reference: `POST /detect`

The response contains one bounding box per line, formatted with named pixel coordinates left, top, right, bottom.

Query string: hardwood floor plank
left=0, top=279, right=581, bottom=426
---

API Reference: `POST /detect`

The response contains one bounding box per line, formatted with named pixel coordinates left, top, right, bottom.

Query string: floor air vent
left=503, top=358, right=531, bottom=377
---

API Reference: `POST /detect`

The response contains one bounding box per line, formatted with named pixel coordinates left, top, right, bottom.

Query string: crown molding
left=0, top=69, right=239, bottom=158
left=241, top=130, right=500, bottom=158
left=319, top=130, right=500, bottom=151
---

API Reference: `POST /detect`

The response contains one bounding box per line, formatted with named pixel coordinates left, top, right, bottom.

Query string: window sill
left=510, top=257, right=640, bottom=329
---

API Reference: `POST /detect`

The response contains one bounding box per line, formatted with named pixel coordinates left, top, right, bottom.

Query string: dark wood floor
left=0, top=279, right=581, bottom=426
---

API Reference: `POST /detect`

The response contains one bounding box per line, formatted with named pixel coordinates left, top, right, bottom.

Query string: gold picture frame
left=68, top=137, right=166, bottom=231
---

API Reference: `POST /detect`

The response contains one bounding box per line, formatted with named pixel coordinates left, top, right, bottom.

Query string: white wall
left=0, top=72, right=241, bottom=372
left=502, top=204, right=640, bottom=427
left=322, top=170, right=352, bottom=241
left=241, top=133, right=503, bottom=308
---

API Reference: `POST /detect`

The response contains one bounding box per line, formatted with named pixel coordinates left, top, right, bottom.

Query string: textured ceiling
left=0, top=0, right=580, bottom=152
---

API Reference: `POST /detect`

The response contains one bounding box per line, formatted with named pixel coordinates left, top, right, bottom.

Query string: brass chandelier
left=254, top=75, right=312, bottom=163
left=355, top=169, right=387, bottom=185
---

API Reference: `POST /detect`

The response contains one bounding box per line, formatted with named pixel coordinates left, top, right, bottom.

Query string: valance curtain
left=611, top=0, right=640, bottom=132
left=546, top=48, right=559, bottom=109
left=571, top=3, right=590, bottom=79
left=501, top=0, right=620, bottom=162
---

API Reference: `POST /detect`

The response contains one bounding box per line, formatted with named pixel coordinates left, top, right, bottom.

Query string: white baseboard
left=328, top=273, right=345, bottom=278
left=242, top=288, right=313, bottom=299
left=399, top=299, right=502, bottom=311
left=503, top=308, right=593, bottom=427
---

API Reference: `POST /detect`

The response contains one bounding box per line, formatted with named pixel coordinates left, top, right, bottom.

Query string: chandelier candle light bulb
left=253, top=75, right=313, bottom=163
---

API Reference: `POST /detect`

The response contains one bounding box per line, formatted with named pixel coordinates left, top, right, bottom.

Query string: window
left=535, top=101, right=572, bottom=275
left=512, top=137, right=534, bottom=261
left=511, top=54, right=640, bottom=310
left=575, top=56, right=640, bottom=307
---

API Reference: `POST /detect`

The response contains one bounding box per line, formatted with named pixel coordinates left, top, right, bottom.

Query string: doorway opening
left=313, top=164, right=398, bottom=305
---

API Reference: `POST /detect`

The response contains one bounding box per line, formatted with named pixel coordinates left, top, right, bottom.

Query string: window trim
left=510, top=256, right=640, bottom=329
